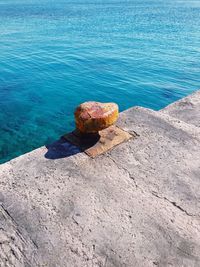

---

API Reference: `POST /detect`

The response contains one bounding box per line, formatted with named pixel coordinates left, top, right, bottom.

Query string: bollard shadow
left=44, top=136, right=81, bottom=160
left=44, top=131, right=101, bottom=160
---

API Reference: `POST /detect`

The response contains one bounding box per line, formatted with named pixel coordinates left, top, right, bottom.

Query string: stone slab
left=161, top=90, right=200, bottom=127
left=0, top=90, right=200, bottom=267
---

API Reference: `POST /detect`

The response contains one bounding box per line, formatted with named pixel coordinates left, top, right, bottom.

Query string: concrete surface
left=161, top=90, right=200, bottom=127
left=0, top=90, right=200, bottom=267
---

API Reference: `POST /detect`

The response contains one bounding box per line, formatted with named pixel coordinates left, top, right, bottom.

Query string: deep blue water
left=0, top=0, right=200, bottom=163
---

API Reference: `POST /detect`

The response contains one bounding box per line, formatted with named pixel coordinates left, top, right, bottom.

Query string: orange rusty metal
left=74, top=101, right=119, bottom=133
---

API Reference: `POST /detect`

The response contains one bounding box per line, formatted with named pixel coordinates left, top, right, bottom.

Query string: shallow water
left=0, top=0, right=200, bottom=163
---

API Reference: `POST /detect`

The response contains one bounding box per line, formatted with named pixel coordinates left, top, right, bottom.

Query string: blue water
left=0, top=0, right=200, bottom=164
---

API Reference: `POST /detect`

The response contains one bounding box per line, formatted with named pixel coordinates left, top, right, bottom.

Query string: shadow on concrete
left=45, top=137, right=81, bottom=159
left=45, top=130, right=102, bottom=160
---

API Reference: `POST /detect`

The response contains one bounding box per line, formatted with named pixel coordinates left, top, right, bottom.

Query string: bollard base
left=63, top=125, right=135, bottom=158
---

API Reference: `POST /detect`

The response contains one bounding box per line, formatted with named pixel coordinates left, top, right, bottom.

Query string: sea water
left=0, top=0, right=200, bottom=163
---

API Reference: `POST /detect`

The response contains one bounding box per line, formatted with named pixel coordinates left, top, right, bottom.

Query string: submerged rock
left=74, top=101, right=119, bottom=133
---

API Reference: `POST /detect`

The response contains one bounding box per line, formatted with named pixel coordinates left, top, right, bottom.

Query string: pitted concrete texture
left=161, top=90, right=200, bottom=127
left=0, top=90, right=200, bottom=267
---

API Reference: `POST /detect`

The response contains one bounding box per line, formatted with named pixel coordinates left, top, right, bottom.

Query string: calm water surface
left=0, top=0, right=200, bottom=163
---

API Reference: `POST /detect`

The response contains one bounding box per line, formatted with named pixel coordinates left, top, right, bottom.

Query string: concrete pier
left=0, top=90, right=200, bottom=267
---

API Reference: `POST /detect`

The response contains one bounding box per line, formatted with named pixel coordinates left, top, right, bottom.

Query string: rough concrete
left=161, top=90, right=200, bottom=127
left=0, top=90, right=200, bottom=267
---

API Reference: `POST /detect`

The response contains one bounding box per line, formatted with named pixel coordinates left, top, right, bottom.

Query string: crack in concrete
left=107, top=154, right=139, bottom=190
left=0, top=204, right=39, bottom=250
left=72, top=214, right=84, bottom=231
left=151, top=191, right=198, bottom=217
left=107, top=155, right=199, bottom=219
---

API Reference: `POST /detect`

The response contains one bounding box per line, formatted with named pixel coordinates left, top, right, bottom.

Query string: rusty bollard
left=64, top=101, right=133, bottom=158
left=74, top=101, right=119, bottom=134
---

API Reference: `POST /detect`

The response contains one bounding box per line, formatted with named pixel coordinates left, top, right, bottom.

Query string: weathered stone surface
left=0, top=90, right=200, bottom=267
left=74, top=101, right=119, bottom=133
left=116, top=105, right=200, bottom=217
left=161, top=90, right=200, bottom=127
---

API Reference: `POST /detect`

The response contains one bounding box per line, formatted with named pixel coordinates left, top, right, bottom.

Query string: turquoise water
left=0, top=0, right=200, bottom=164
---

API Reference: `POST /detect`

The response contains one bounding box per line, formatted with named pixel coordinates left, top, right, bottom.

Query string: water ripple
left=0, top=0, right=200, bottom=163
